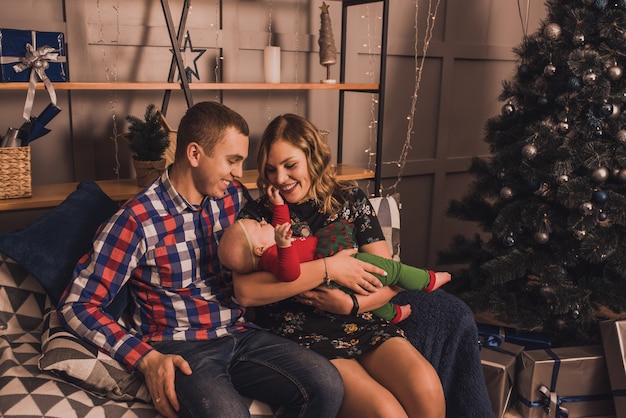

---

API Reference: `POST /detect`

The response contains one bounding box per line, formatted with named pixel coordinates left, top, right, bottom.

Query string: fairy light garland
left=362, top=6, right=380, bottom=195
left=97, top=0, right=121, bottom=180
left=385, top=0, right=441, bottom=193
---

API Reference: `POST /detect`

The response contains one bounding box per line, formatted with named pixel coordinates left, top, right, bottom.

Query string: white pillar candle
left=263, top=46, right=281, bottom=83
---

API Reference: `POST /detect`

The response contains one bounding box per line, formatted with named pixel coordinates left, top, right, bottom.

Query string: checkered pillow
left=369, top=194, right=401, bottom=261
left=39, top=307, right=151, bottom=402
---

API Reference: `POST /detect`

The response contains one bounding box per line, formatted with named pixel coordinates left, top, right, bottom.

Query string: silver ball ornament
left=572, top=33, right=585, bottom=46
left=608, top=66, right=623, bottom=81
left=522, top=144, right=538, bottom=160
left=557, top=120, right=570, bottom=134
left=609, top=103, right=621, bottom=119
left=583, top=72, right=598, bottom=85
left=543, top=23, right=562, bottom=41
left=579, top=201, right=594, bottom=215
left=616, top=129, right=626, bottom=145
left=501, top=103, right=515, bottom=116
left=500, top=187, right=514, bottom=200
left=544, top=64, right=557, bottom=77
left=534, top=231, right=550, bottom=244
left=591, top=167, right=609, bottom=183
left=557, top=174, right=569, bottom=184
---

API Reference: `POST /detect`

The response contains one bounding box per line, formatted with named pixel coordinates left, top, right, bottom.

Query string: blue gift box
left=0, top=28, right=67, bottom=82
left=478, top=323, right=552, bottom=351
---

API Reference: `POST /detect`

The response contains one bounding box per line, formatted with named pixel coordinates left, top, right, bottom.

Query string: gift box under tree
left=599, top=320, right=626, bottom=418
left=480, top=340, right=525, bottom=418
left=516, top=345, right=614, bottom=418
left=477, top=323, right=552, bottom=351
left=0, top=28, right=67, bottom=82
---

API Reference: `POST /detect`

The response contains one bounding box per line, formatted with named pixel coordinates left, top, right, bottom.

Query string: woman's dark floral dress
left=238, top=187, right=405, bottom=360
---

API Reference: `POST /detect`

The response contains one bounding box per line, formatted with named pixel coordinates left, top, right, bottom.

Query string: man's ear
left=188, top=142, right=202, bottom=167
left=253, top=245, right=265, bottom=256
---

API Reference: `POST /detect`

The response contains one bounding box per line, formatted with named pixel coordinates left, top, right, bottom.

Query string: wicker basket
left=0, top=146, right=32, bottom=199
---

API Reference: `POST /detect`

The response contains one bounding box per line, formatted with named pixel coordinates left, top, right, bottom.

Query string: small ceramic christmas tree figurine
left=318, top=2, right=337, bottom=83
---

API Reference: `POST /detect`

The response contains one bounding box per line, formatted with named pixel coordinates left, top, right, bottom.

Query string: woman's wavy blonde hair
left=256, top=114, right=355, bottom=215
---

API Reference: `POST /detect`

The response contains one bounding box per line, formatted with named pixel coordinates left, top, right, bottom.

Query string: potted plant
left=125, top=103, right=170, bottom=187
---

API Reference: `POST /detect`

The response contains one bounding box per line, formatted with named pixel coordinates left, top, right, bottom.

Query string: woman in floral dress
left=232, top=113, right=445, bottom=418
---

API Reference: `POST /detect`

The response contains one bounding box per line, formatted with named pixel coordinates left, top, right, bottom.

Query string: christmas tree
left=318, top=1, right=337, bottom=82
left=438, top=0, right=626, bottom=347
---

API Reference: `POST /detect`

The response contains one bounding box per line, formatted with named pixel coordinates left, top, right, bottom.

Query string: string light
left=213, top=0, right=221, bottom=100
left=385, top=0, right=441, bottom=193
left=97, top=0, right=121, bottom=179
left=266, top=0, right=274, bottom=121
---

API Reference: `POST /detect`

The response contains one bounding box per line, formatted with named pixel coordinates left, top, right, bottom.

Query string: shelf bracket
left=160, top=0, right=194, bottom=113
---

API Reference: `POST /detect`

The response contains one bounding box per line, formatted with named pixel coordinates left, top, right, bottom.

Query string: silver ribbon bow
left=538, top=385, right=569, bottom=418
left=12, top=43, right=59, bottom=121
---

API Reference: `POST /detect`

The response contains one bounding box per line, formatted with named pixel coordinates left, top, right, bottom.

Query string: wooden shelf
left=0, top=164, right=374, bottom=212
left=0, top=82, right=379, bottom=92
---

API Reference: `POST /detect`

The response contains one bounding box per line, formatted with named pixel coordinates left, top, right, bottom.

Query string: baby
left=218, top=187, right=451, bottom=323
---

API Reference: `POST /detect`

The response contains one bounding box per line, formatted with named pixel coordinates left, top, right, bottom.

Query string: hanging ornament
left=497, top=170, right=506, bottom=180
left=544, top=63, right=557, bottom=77
left=574, top=229, right=587, bottom=239
left=522, top=143, right=538, bottom=160
left=535, top=182, right=550, bottom=196
left=534, top=231, right=550, bottom=244
left=601, top=102, right=614, bottom=117
left=617, top=168, right=626, bottom=183
left=569, top=308, right=581, bottom=320
left=557, top=174, right=569, bottom=184
left=568, top=76, right=582, bottom=91
left=591, top=166, right=609, bottom=183
left=579, top=201, right=594, bottom=215
left=537, top=96, right=549, bottom=107
left=616, top=129, right=626, bottom=145
left=503, top=232, right=515, bottom=247
left=592, top=189, right=608, bottom=203
left=543, top=23, right=562, bottom=41
left=572, top=33, right=586, bottom=46
left=598, top=209, right=608, bottom=221
left=583, top=71, right=598, bottom=85
left=500, top=186, right=514, bottom=200
left=608, top=65, right=623, bottom=81
left=557, top=119, right=570, bottom=134
left=609, top=103, right=621, bottom=119
left=518, top=63, right=531, bottom=78
left=501, top=102, right=516, bottom=116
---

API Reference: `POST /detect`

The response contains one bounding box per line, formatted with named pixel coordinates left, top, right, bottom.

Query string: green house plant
left=125, top=104, right=170, bottom=187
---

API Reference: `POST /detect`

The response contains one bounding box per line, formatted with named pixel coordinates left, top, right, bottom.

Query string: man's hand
left=137, top=350, right=192, bottom=418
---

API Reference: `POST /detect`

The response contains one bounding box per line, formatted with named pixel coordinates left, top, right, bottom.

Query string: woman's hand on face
left=326, top=249, right=384, bottom=295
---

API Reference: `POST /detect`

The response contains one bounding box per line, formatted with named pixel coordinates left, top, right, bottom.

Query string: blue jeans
left=153, top=329, right=343, bottom=418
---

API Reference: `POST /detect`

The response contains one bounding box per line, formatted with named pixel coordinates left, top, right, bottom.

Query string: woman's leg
left=331, top=358, right=408, bottom=418
left=359, top=337, right=446, bottom=418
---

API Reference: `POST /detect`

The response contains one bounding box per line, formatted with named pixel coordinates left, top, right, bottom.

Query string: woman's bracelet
left=322, top=258, right=332, bottom=286
left=349, top=293, right=359, bottom=316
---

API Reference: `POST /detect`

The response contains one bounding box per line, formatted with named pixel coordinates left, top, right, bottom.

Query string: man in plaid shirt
left=58, top=101, right=343, bottom=418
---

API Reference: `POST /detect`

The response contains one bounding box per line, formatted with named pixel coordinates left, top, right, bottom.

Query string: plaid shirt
left=59, top=171, right=253, bottom=371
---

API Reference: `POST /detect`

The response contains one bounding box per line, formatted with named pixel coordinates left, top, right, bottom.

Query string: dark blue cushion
left=0, top=181, right=127, bottom=318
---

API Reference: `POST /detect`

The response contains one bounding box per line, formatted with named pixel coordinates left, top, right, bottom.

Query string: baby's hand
left=268, top=186, right=284, bottom=206
left=275, top=223, right=292, bottom=248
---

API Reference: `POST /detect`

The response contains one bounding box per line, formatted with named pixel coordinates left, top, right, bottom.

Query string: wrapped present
left=478, top=323, right=552, bottom=351
left=516, top=345, right=614, bottom=418
left=0, top=28, right=67, bottom=82
left=480, top=340, right=525, bottom=418
left=599, top=320, right=626, bottom=418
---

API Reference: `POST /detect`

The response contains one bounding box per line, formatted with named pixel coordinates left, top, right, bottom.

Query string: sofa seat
left=0, top=254, right=279, bottom=418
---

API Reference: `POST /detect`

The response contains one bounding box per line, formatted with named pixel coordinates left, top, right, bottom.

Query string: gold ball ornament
left=544, top=64, right=557, bottom=77
left=522, top=143, right=538, bottom=160
left=591, top=167, right=609, bottom=183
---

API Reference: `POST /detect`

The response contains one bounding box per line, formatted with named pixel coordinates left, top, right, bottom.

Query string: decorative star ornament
left=171, top=31, right=206, bottom=82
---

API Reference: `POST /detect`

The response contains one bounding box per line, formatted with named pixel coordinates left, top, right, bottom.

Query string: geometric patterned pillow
left=0, top=254, right=47, bottom=334
left=39, top=307, right=152, bottom=403
left=369, top=193, right=401, bottom=262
